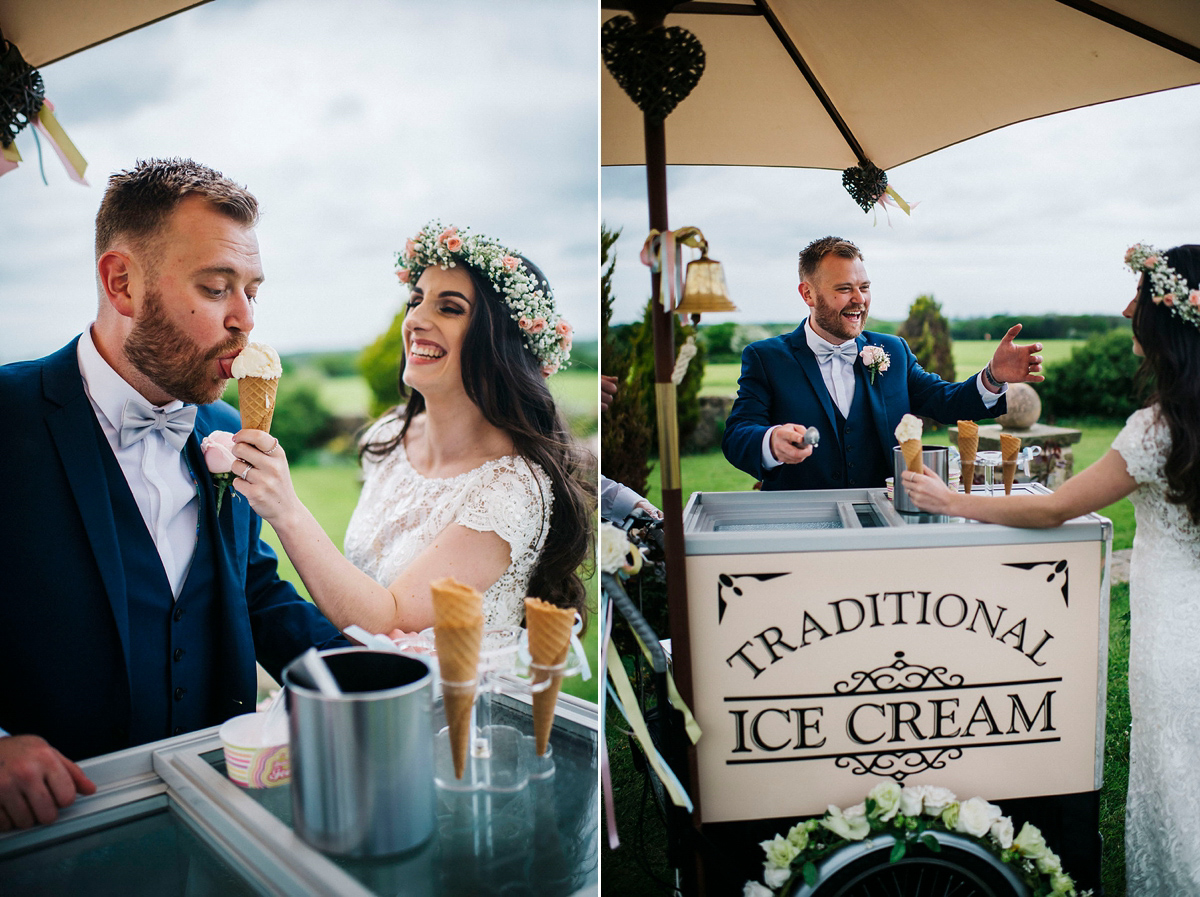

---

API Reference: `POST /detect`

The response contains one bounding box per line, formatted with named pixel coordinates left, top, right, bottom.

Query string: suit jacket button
left=174, top=687, right=186, bottom=701
left=174, top=648, right=185, bottom=662
left=173, top=606, right=184, bottom=622
left=173, top=727, right=184, bottom=736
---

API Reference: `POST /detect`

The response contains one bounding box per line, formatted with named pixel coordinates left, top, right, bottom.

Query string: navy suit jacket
left=0, top=338, right=344, bottom=759
left=722, top=322, right=1006, bottom=490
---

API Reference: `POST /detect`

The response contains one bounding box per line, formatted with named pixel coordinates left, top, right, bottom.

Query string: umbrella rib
left=751, top=0, right=870, bottom=166
left=1052, top=0, right=1200, bottom=64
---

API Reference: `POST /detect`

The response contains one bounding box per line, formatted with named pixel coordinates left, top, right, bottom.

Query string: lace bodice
left=343, top=415, right=552, bottom=629
left=1112, top=406, right=1200, bottom=892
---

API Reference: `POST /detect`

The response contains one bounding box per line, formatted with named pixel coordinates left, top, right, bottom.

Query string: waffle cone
left=431, top=578, right=483, bottom=779
left=1002, top=461, right=1017, bottom=495
left=901, top=439, right=924, bottom=474
left=962, top=462, right=976, bottom=494
left=1000, top=433, right=1021, bottom=495
left=526, top=598, right=575, bottom=755
left=957, top=420, right=979, bottom=464
left=442, top=684, right=476, bottom=779
left=238, top=376, right=279, bottom=433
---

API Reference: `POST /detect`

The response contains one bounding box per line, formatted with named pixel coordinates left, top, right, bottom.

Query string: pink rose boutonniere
left=201, top=430, right=238, bottom=513
left=860, top=345, right=891, bottom=384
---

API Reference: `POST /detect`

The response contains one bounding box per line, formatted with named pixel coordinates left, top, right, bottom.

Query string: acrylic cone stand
left=396, top=619, right=590, bottom=796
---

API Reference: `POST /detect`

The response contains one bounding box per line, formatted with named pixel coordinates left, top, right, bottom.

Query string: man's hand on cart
left=0, top=734, right=96, bottom=830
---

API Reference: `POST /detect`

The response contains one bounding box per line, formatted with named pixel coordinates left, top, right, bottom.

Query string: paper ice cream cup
left=219, top=711, right=290, bottom=788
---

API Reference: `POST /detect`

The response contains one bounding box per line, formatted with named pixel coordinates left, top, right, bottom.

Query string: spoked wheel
left=788, top=832, right=1029, bottom=897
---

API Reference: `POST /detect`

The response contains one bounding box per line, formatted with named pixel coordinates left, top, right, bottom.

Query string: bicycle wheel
left=788, top=832, right=1028, bottom=897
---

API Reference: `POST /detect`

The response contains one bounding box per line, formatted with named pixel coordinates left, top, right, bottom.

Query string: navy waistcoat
left=93, top=418, right=226, bottom=746
left=830, top=366, right=891, bottom=489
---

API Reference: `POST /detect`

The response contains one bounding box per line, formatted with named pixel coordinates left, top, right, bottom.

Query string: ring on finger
left=238, top=460, right=254, bottom=482
left=265, top=438, right=279, bottom=455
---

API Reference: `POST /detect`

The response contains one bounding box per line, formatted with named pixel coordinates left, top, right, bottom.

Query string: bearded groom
left=722, top=236, right=1045, bottom=491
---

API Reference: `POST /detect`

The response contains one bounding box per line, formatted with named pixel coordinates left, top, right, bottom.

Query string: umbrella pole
left=644, top=113, right=705, bottom=896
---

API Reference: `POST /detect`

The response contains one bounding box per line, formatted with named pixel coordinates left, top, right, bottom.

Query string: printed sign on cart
left=686, top=541, right=1103, bottom=823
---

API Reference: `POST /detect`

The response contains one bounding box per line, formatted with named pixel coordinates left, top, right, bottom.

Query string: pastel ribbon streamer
left=33, top=100, right=88, bottom=185
left=599, top=594, right=619, bottom=848
left=640, top=227, right=707, bottom=313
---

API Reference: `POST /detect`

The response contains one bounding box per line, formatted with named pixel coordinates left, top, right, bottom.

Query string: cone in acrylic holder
left=958, top=420, right=979, bottom=494
left=1000, top=433, right=1022, bottom=495
left=525, top=597, right=575, bottom=757
left=431, top=577, right=484, bottom=779
left=238, top=376, right=279, bottom=432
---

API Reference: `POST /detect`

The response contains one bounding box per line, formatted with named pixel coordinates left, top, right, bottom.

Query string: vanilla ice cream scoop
left=894, top=413, right=923, bottom=444
left=231, top=342, right=282, bottom=379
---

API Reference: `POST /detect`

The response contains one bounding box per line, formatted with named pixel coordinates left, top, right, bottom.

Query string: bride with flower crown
left=228, top=221, right=592, bottom=633
left=903, top=243, right=1200, bottom=892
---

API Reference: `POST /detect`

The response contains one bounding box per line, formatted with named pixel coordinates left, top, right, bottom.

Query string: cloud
left=0, top=0, right=597, bottom=363
left=603, top=83, right=1200, bottom=328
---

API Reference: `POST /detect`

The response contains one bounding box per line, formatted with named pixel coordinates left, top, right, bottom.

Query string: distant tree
left=1039, top=330, right=1142, bottom=420
left=360, top=308, right=405, bottom=418
left=898, top=295, right=955, bottom=432
left=698, top=321, right=739, bottom=363
left=600, top=226, right=652, bottom=499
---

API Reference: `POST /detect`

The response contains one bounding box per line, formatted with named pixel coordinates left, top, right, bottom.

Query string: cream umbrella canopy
left=0, top=0, right=210, bottom=67
left=603, top=0, right=1200, bottom=181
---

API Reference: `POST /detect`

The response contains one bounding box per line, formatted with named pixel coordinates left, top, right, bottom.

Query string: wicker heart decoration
left=842, top=161, right=889, bottom=213
left=602, top=16, right=705, bottom=125
left=0, top=40, right=45, bottom=148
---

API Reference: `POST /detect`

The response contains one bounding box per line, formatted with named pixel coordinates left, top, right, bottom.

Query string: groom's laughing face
left=801, top=254, right=871, bottom=343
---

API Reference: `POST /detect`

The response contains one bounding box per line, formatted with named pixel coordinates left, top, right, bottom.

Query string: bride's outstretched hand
left=230, top=430, right=302, bottom=524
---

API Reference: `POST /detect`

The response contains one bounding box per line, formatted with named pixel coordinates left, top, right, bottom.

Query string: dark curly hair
left=363, top=256, right=594, bottom=625
left=1131, top=244, right=1200, bottom=525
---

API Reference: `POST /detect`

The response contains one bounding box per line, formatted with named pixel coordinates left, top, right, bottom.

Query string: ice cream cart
left=681, top=485, right=1112, bottom=892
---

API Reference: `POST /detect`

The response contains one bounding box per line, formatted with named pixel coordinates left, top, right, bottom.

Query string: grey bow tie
left=119, top=400, right=198, bottom=452
left=813, top=341, right=858, bottom=364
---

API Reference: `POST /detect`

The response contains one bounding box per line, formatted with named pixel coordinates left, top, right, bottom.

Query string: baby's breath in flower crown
left=395, top=221, right=572, bottom=375
left=1125, top=242, right=1200, bottom=330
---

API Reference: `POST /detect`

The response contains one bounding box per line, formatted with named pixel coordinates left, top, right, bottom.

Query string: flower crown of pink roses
left=1125, top=242, right=1200, bottom=330
left=395, top=221, right=571, bottom=375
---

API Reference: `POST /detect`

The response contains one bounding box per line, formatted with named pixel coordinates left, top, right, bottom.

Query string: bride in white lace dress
left=903, top=243, right=1200, bottom=892
left=231, top=221, right=592, bottom=634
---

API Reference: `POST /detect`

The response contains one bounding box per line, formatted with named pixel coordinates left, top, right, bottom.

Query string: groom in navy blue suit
left=0, top=159, right=344, bottom=831
left=723, top=236, right=1045, bottom=490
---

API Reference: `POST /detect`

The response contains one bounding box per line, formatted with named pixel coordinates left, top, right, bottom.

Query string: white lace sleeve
left=454, top=458, right=553, bottom=557
left=1112, top=407, right=1166, bottom=484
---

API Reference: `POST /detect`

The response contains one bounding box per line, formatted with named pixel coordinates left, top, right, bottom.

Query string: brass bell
left=676, top=244, right=737, bottom=318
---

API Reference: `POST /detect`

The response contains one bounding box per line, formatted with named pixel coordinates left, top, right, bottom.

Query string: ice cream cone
left=902, top=438, right=924, bottom=474
left=525, top=597, right=576, bottom=756
left=238, top=376, right=279, bottom=433
left=431, top=577, right=484, bottom=779
left=1000, top=433, right=1022, bottom=496
left=957, top=421, right=979, bottom=494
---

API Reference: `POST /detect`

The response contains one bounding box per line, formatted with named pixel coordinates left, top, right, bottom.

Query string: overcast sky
left=0, top=0, right=596, bottom=364
left=603, top=83, right=1200, bottom=327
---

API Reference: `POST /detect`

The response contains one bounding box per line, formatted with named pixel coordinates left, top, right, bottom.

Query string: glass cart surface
left=0, top=685, right=598, bottom=897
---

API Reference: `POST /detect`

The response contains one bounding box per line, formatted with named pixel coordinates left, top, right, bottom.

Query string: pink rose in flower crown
left=502, top=255, right=520, bottom=271
left=438, top=226, right=458, bottom=243
left=529, top=317, right=547, bottom=334
left=1145, top=255, right=1159, bottom=268
left=396, top=268, right=410, bottom=283
left=518, top=315, right=533, bottom=331
left=555, top=319, right=572, bottom=338
left=1189, top=290, right=1200, bottom=307
left=405, top=238, right=417, bottom=259
left=541, top=362, right=558, bottom=378
left=201, top=430, right=238, bottom=513
left=445, top=235, right=463, bottom=252
left=1124, top=246, right=1136, bottom=264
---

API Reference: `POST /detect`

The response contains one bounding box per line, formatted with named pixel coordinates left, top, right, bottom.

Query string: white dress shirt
left=761, top=320, right=1005, bottom=468
left=77, top=328, right=199, bottom=597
